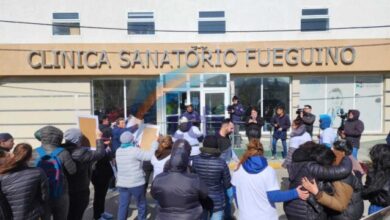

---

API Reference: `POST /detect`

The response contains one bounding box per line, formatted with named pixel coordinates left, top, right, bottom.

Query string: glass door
left=203, top=91, right=229, bottom=135
left=165, top=91, right=186, bottom=135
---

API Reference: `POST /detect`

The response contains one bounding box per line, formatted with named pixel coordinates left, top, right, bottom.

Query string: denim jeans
left=202, top=210, right=224, bottom=220
left=368, top=204, right=384, bottom=215
left=272, top=137, right=287, bottom=158
left=118, top=185, right=146, bottom=220
left=352, top=147, right=358, bottom=160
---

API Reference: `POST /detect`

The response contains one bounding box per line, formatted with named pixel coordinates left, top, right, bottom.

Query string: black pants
left=67, top=189, right=90, bottom=220
left=143, top=161, right=153, bottom=193
left=92, top=170, right=113, bottom=219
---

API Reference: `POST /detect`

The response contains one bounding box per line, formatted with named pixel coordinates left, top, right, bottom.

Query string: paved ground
left=82, top=137, right=382, bottom=219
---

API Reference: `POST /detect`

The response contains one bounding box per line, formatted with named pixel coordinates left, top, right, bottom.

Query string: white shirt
left=151, top=154, right=171, bottom=179
left=320, top=127, right=337, bottom=147
left=232, top=165, right=280, bottom=220
left=289, top=132, right=312, bottom=149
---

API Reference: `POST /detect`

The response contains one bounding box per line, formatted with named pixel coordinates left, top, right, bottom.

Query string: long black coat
left=0, top=167, right=49, bottom=220
left=151, top=142, right=209, bottom=220
left=191, top=152, right=231, bottom=211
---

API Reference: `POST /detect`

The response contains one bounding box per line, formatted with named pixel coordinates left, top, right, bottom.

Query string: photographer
left=299, top=105, right=316, bottom=137
left=228, top=96, right=245, bottom=148
left=342, top=110, right=364, bottom=159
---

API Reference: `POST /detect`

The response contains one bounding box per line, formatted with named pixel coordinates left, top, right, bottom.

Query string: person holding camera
left=270, top=106, right=291, bottom=159
left=228, top=96, right=245, bottom=148
left=342, top=110, right=364, bottom=159
left=299, top=105, right=316, bottom=137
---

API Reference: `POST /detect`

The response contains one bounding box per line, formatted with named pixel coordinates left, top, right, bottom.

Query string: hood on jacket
left=319, top=114, right=332, bottom=130
left=242, top=156, right=268, bottom=174
left=64, top=128, right=82, bottom=146
left=347, top=110, right=360, bottom=121
left=39, top=126, right=63, bottom=147
left=290, top=124, right=306, bottom=137
left=167, top=139, right=191, bottom=172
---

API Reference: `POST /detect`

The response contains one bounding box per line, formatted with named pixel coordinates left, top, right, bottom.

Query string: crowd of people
left=0, top=98, right=389, bottom=220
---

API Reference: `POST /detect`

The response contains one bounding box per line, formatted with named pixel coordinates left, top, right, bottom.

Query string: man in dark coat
left=151, top=139, right=210, bottom=220
left=300, top=105, right=316, bottom=137
left=228, top=96, right=245, bottom=148
left=192, top=136, right=232, bottom=219
left=181, top=102, right=201, bottom=127
left=342, top=110, right=364, bottom=159
left=270, top=106, right=291, bottom=159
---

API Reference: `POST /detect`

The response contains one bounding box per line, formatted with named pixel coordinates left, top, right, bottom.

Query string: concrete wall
left=0, top=0, right=389, bottom=43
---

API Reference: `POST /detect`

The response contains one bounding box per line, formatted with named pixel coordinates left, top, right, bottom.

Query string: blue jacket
left=192, top=151, right=231, bottom=211
left=271, top=114, right=291, bottom=139
left=229, top=103, right=245, bottom=123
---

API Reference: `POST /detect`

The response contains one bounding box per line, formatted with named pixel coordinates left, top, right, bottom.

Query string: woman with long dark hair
left=245, top=107, right=265, bottom=141
left=362, top=144, right=390, bottom=214
left=0, top=143, right=49, bottom=220
left=232, top=139, right=309, bottom=220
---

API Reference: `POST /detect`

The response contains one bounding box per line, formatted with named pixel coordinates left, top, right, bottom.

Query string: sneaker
left=101, top=212, right=113, bottom=219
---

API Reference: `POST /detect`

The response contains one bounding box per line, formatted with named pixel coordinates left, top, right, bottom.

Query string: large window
left=93, top=78, right=157, bottom=124
left=128, top=12, right=155, bottom=35
left=198, top=11, right=226, bottom=34
left=301, top=8, right=329, bottom=32
left=232, top=76, right=290, bottom=131
left=299, top=75, right=382, bottom=132
left=52, top=12, right=80, bottom=35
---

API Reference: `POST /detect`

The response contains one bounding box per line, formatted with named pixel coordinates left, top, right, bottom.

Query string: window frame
left=52, top=12, right=81, bottom=35
left=127, top=12, right=155, bottom=35
left=198, top=11, right=226, bottom=34
left=300, top=8, right=329, bottom=32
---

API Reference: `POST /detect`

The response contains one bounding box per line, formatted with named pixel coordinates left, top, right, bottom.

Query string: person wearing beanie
left=62, top=128, right=105, bottom=220
left=30, top=125, right=77, bottom=220
left=192, top=135, right=232, bottom=220
left=115, top=131, right=157, bottom=220
left=319, top=114, right=337, bottom=148
left=0, top=133, right=14, bottom=160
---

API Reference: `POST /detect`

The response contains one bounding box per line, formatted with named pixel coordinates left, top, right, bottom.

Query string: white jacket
left=151, top=154, right=171, bottom=179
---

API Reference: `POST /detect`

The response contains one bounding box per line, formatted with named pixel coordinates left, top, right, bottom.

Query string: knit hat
left=0, top=133, right=13, bottom=142
left=120, top=131, right=134, bottom=146
left=203, top=135, right=218, bottom=149
left=64, top=128, right=82, bottom=146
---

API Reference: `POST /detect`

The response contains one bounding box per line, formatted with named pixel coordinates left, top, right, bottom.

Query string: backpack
left=35, top=147, right=64, bottom=199
left=0, top=178, right=13, bottom=220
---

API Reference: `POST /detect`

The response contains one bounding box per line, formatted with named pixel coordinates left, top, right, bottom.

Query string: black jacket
left=151, top=144, right=209, bottom=220
left=302, top=112, right=316, bottom=136
left=245, top=116, right=265, bottom=139
left=362, top=170, right=390, bottom=207
left=63, top=140, right=105, bottom=193
left=284, top=147, right=352, bottom=220
left=326, top=173, right=364, bottom=220
left=0, top=167, right=49, bottom=220
left=343, top=110, right=364, bottom=148
left=192, top=150, right=231, bottom=211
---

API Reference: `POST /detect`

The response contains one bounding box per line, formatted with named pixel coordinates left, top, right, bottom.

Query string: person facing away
left=282, top=117, right=311, bottom=170
left=270, top=105, right=291, bottom=159
left=301, top=140, right=364, bottom=220
left=362, top=144, right=390, bottom=215
left=319, top=114, right=337, bottom=148
left=62, top=128, right=106, bottom=220
left=181, top=102, right=201, bottom=127
left=111, top=117, right=135, bottom=154
left=31, top=125, right=76, bottom=220
left=192, top=135, right=232, bottom=220
left=151, top=135, right=173, bottom=180
left=173, top=116, right=203, bottom=156
left=115, top=131, right=157, bottom=220
left=0, top=143, right=49, bottom=220
left=245, top=107, right=265, bottom=141
left=0, top=133, right=14, bottom=165
left=300, top=105, right=316, bottom=137
left=151, top=139, right=210, bottom=220
left=232, top=139, right=309, bottom=220
left=342, top=109, right=364, bottom=159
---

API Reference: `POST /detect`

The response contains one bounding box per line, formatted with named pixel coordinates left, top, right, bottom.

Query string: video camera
left=227, top=105, right=234, bottom=114
left=337, top=108, right=348, bottom=135
left=296, top=108, right=303, bottom=115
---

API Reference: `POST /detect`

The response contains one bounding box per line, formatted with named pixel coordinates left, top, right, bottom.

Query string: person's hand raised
left=301, top=177, right=319, bottom=195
